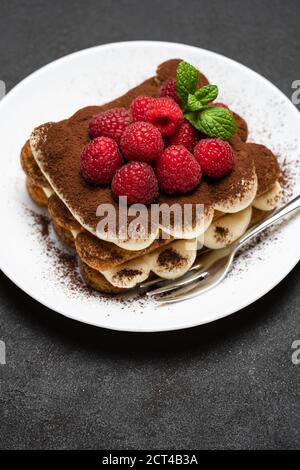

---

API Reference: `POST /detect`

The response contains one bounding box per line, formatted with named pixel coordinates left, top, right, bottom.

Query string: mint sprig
left=194, top=84, right=218, bottom=105
left=187, top=94, right=204, bottom=111
left=176, top=61, right=199, bottom=109
left=176, top=61, right=236, bottom=140
left=185, top=106, right=237, bottom=141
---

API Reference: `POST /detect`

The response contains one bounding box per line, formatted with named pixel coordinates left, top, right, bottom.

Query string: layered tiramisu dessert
left=21, top=59, right=283, bottom=294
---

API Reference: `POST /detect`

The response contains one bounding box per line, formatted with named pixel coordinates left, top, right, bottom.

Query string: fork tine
left=154, top=254, right=233, bottom=304
left=140, top=259, right=204, bottom=290
left=153, top=275, right=214, bottom=304
left=146, top=269, right=208, bottom=296
left=140, top=277, right=165, bottom=289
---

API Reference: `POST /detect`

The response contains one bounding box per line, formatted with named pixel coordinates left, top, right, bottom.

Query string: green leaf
left=194, top=85, right=219, bottom=105
left=184, top=111, right=200, bottom=129
left=185, top=106, right=237, bottom=140
left=176, top=61, right=199, bottom=108
left=198, top=106, right=236, bottom=139
left=187, top=94, right=203, bottom=111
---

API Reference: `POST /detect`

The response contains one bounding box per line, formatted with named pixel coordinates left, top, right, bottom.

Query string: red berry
left=120, top=121, right=164, bottom=163
left=112, top=161, right=159, bottom=205
left=156, top=145, right=201, bottom=194
left=159, top=79, right=179, bottom=103
left=169, top=121, right=199, bottom=152
left=130, top=95, right=154, bottom=121
left=144, top=97, right=183, bottom=137
left=89, top=107, right=130, bottom=142
left=194, top=138, right=234, bottom=178
left=81, top=137, right=123, bottom=185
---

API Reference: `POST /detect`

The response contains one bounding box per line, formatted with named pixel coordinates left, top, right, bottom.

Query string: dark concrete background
left=0, top=0, right=299, bottom=450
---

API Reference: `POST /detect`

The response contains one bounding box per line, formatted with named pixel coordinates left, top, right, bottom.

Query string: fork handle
left=236, top=194, right=300, bottom=249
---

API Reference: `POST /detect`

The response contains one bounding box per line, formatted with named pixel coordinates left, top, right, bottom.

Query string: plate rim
left=1, top=40, right=299, bottom=332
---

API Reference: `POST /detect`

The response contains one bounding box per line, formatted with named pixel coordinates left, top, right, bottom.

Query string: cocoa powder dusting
left=279, top=157, right=298, bottom=202
left=29, top=211, right=50, bottom=237
left=157, top=248, right=187, bottom=270
left=26, top=208, right=97, bottom=297
left=244, top=142, right=280, bottom=195
left=214, top=226, right=229, bottom=242
left=113, top=269, right=142, bottom=282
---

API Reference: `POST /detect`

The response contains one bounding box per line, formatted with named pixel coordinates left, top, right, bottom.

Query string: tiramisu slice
left=21, top=59, right=283, bottom=293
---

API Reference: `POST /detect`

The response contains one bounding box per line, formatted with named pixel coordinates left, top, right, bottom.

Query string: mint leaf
left=185, top=106, right=236, bottom=140
left=177, top=61, right=235, bottom=140
left=184, top=111, right=200, bottom=129
left=198, top=106, right=236, bottom=139
left=187, top=94, right=203, bottom=111
left=194, top=85, right=219, bottom=105
left=176, top=61, right=199, bottom=108
left=186, top=85, right=219, bottom=112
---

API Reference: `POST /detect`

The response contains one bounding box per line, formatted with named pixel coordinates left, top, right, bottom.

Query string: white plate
left=0, top=41, right=299, bottom=332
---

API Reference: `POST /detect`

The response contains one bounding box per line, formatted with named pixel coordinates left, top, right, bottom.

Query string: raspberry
left=112, top=161, right=159, bottom=205
left=156, top=145, right=201, bottom=194
left=194, top=138, right=234, bottom=178
left=130, top=95, right=154, bottom=121
left=159, top=79, right=179, bottom=103
left=89, top=107, right=130, bottom=142
left=120, top=121, right=164, bottom=163
left=169, top=121, right=199, bottom=152
left=144, top=97, right=183, bottom=137
left=81, top=137, right=123, bottom=184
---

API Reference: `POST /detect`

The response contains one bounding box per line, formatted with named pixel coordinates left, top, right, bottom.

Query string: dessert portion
left=21, top=59, right=283, bottom=294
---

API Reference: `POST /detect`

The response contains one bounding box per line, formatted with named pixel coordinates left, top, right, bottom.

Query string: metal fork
left=142, top=194, right=300, bottom=304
